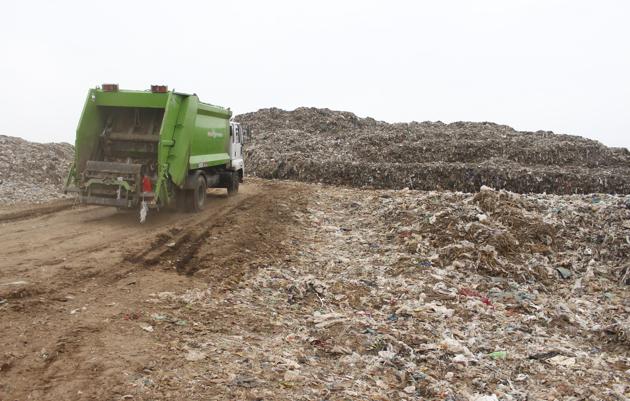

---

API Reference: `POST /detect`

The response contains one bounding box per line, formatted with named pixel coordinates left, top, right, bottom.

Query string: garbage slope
left=236, top=107, right=630, bottom=194
left=0, top=135, right=74, bottom=204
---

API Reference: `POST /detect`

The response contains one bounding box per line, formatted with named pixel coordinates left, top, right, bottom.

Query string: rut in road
left=1, top=186, right=258, bottom=305
left=0, top=199, right=77, bottom=223
left=0, top=180, right=308, bottom=401
left=124, top=194, right=254, bottom=275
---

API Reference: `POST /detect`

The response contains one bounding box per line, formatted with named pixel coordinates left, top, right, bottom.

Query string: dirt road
left=0, top=180, right=309, bottom=400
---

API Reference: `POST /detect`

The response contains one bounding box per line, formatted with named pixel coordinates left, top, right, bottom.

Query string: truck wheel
left=227, top=172, right=239, bottom=196
left=175, top=188, right=188, bottom=212
left=189, top=175, right=207, bottom=212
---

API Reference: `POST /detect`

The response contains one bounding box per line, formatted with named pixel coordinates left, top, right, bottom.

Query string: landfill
left=236, top=108, right=630, bottom=194
left=113, top=180, right=628, bottom=400
left=0, top=111, right=628, bottom=400
left=0, top=135, right=74, bottom=204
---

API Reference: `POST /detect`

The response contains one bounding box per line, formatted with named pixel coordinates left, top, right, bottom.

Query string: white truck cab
left=229, top=122, right=245, bottom=182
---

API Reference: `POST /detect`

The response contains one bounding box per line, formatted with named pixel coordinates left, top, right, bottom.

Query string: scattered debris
left=556, top=267, right=573, bottom=279
left=547, top=355, right=577, bottom=367
left=184, top=349, right=207, bottom=362
left=488, top=351, right=507, bottom=360
left=0, top=281, right=29, bottom=286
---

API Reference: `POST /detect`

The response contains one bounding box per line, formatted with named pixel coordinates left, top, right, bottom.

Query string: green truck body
left=66, top=86, right=245, bottom=216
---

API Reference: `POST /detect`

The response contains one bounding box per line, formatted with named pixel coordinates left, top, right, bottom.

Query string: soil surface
left=0, top=180, right=308, bottom=400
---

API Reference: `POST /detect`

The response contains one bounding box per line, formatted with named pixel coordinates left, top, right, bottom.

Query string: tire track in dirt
left=128, top=195, right=260, bottom=276
left=1, top=192, right=256, bottom=307
left=0, top=180, right=309, bottom=400
left=0, top=199, right=78, bottom=223
left=124, top=195, right=252, bottom=265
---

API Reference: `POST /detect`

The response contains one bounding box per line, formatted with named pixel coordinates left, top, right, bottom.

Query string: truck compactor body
left=65, top=85, right=245, bottom=220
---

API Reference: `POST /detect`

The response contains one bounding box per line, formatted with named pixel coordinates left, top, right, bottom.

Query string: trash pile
left=236, top=108, right=630, bottom=194
left=139, top=180, right=629, bottom=400
left=0, top=135, right=74, bottom=204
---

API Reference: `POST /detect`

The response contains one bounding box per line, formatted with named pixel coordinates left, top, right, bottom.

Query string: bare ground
left=0, top=179, right=309, bottom=400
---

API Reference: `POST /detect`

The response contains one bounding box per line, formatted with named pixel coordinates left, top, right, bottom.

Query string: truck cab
left=229, top=122, right=245, bottom=182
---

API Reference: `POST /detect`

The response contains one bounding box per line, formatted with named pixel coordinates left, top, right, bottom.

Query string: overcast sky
left=1, top=0, right=629, bottom=148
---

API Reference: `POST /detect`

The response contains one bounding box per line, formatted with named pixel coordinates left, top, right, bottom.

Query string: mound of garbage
left=0, top=135, right=74, bottom=205
left=273, top=184, right=629, bottom=399
left=273, top=183, right=630, bottom=399
left=141, top=180, right=629, bottom=400
left=236, top=108, right=630, bottom=194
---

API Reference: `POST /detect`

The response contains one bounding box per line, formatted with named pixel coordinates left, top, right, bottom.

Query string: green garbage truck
left=65, top=84, right=245, bottom=221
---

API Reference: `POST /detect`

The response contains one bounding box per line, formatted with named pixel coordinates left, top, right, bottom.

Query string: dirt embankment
left=236, top=107, right=630, bottom=194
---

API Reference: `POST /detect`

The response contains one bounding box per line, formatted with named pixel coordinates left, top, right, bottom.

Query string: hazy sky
left=1, top=0, right=629, bottom=148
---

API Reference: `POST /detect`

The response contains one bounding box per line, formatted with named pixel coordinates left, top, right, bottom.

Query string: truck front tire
left=227, top=172, right=239, bottom=196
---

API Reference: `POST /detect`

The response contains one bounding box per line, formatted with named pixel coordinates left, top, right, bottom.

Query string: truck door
left=229, top=123, right=243, bottom=170
left=236, top=125, right=243, bottom=157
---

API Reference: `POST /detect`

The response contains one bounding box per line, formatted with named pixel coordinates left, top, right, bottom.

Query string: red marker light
left=102, top=83, right=119, bottom=92
left=142, top=176, right=153, bottom=193
left=150, top=85, right=168, bottom=93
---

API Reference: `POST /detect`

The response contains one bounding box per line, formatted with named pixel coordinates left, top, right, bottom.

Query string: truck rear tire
left=189, top=175, right=207, bottom=212
left=175, top=188, right=188, bottom=212
left=227, top=172, right=239, bottom=196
